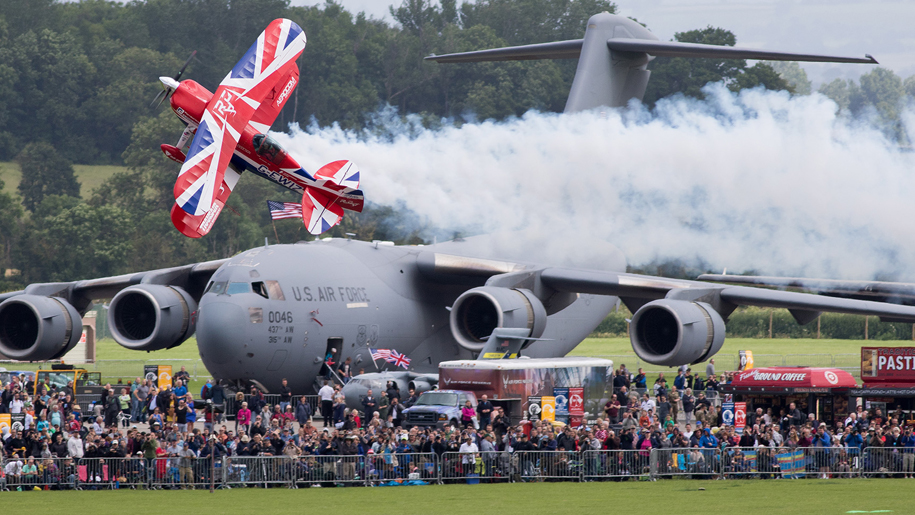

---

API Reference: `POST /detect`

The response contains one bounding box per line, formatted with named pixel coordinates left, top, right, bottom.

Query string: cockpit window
left=226, top=282, right=251, bottom=295
left=252, top=280, right=285, bottom=300
left=252, top=134, right=287, bottom=165
left=266, top=280, right=285, bottom=300
left=207, top=281, right=227, bottom=295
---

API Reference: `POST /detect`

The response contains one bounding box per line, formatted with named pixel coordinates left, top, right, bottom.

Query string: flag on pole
left=267, top=200, right=303, bottom=220
left=369, top=348, right=410, bottom=369
left=370, top=348, right=392, bottom=361
left=389, top=349, right=411, bottom=369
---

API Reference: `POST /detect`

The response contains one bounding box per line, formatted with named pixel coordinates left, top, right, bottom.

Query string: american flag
left=267, top=200, right=302, bottom=220
left=370, top=348, right=410, bottom=369
left=369, top=348, right=391, bottom=361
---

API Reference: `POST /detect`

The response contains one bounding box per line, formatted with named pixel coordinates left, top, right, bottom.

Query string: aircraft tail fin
left=477, top=328, right=551, bottom=360
left=426, top=12, right=878, bottom=112
left=315, top=160, right=360, bottom=189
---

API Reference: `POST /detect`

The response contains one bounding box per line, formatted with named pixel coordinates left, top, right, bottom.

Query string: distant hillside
left=0, top=161, right=126, bottom=199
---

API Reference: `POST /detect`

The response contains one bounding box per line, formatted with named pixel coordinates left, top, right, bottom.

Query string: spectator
left=296, top=396, right=313, bottom=429
left=477, top=395, right=493, bottom=428
left=279, top=378, right=292, bottom=412
left=681, top=389, right=695, bottom=425
left=705, top=359, right=715, bottom=378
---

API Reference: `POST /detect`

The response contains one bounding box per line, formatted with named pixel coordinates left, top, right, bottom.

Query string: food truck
left=436, top=357, right=614, bottom=426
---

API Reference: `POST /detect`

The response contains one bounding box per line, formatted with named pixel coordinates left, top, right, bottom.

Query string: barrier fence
left=4, top=447, right=913, bottom=490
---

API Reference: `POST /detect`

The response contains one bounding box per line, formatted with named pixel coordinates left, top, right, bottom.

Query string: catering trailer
left=437, top=357, right=614, bottom=426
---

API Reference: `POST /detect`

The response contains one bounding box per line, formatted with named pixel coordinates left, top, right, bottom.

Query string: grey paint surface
left=7, top=235, right=915, bottom=393
left=425, top=12, right=877, bottom=111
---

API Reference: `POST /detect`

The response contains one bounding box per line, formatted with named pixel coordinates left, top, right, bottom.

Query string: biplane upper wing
left=173, top=18, right=306, bottom=217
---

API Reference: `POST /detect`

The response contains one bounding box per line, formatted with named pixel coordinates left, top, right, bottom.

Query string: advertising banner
left=144, top=365, right=159, bottom=387
left=553, top=388, right=569, bottom=417
left=569, top=387, right=584, bottom=417
left=527, top=396, right=542, bottom=421
left=0, top=413, right=9, bottom=435
left=739, top=350, right=754, bottom=371
left=735, top=402, right=747, bottom=434
left=722, top=402, right=735, bottom=427
left=158, top=365, right=173, bottom=388
left=861, top=347, right=915, bottom=384
left=541, top=396, right=556, bottom=422
left=11, top=412, right=25, bottom=432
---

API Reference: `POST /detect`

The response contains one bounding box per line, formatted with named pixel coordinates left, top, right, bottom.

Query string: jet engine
left=0, top=295, right=82, bottom=361
left=108, top=285, right=197, bottom=351
left=450, top=286, right=547, bottom=352
left=409, top=379, right=435, bottom=394
left=629, top=299, right=725, bottom=366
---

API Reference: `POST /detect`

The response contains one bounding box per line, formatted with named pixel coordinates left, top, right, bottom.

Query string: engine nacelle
left=0, top=295, right=82, bottom=361
left=409, top=380, right=434, bottom=395
left=450, top=286, right=547, bottom=352
left=630, top=299, right=725, bottom=366
left=108, top=285, right=197, bottom=351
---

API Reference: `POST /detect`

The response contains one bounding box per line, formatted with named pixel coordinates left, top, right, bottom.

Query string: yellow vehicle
left=33, top=364, right=102, bottom=395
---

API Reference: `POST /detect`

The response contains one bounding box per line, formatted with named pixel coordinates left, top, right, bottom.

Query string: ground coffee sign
left=861, top=347, right=915, bottom=383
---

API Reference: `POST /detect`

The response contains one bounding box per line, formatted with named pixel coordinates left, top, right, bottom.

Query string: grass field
left=0, top=161, right=125, bottom=198
left=0, top=480, right=906, bottom=513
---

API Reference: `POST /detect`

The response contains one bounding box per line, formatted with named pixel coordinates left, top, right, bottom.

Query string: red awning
left=731, top=367, right=857, bottom=388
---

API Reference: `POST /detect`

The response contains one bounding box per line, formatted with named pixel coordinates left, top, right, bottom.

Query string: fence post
left=649, top=449, right=657, bottom=481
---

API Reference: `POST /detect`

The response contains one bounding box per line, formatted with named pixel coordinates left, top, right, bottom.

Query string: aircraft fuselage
left=194, top=239, right=617, bottom=394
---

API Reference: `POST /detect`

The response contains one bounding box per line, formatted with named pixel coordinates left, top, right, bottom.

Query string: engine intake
left=630, top=299, right=725, bottom=366
left=108, top=285, right=197, bottom=351
left=450, top=286, right=547, bottom=352
left=0, top=295, right=81, bottom=361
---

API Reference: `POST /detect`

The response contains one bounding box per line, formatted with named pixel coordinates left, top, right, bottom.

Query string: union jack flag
left=370, top=348, right=410, bottom=369
left=267, top=200, right=302, bottom=220
left=388, top=349, right=411, bottom=369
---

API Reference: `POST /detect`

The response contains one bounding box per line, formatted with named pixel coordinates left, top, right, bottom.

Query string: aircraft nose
left=197, top=302, right=246, bottom=365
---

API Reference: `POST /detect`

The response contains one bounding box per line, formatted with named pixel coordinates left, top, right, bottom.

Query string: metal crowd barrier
left=439, top=451, right=511, bottom=484
left=5, top=447, right=913, bottom=490
left=581, top=450, right=650, bottom=480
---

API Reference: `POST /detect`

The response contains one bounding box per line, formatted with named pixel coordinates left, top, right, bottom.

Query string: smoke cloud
left=274, top=85, right=915, bottom=280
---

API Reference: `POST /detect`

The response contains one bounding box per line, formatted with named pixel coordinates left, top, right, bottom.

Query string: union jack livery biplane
left=153, top=18, right=363, bottom=238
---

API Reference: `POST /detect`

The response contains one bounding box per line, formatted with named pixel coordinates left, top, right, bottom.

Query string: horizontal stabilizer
left=302, top=188, right=343, bottom=235
left=606, top=39, right=878, bottom=64
left=425, top=39, right=583, bottom=63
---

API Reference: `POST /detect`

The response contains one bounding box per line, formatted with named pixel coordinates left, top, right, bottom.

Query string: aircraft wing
left=426, top=39, right=877, bottom=65
left=538, top=269, right=915, bottom=323
left=698, top=274, right=915, bottom=305
left=0, top=259, right=228, bottom=313
left=174, top=18, right=306, bottom=217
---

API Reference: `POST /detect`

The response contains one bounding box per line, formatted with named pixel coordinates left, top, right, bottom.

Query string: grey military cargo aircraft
left=4, top=233, right=915, bottom=394
left=425, top=12, right=877, bottom=112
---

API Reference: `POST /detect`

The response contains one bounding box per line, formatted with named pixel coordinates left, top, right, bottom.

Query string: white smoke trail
left=274, top=84, right=915, bottom=280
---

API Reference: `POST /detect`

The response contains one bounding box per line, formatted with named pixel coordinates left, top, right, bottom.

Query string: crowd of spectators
left=3, top=363, right=915, bottom=490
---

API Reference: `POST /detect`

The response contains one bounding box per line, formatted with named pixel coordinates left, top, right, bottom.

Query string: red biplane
left=153, top=18, right=363, bottom=238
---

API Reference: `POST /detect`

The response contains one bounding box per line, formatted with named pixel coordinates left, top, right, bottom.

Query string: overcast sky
left=292, top=0, right=915, bottom=87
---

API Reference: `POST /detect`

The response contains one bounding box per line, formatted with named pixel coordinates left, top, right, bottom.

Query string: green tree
left=853, top=67, right=904, bottom=120
left=905, top=75, right=915, bottom=98
left=16, top=142, right=81, bottom=212
left=766, top=61, right=812, bottom=95
left=818, top=78, right=851, bottom=110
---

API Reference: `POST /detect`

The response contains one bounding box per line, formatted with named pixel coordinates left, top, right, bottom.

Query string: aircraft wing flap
left=540, top=268, right=915, bottom=322
left=698, top=274, right=915, bottom=303
left=424, top=39, right=583, bottom=63
left=606, top=39, right=878, bottom=64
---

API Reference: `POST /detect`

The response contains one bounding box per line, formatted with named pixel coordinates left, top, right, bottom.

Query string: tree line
left=0, top=0, right=913, bottom=291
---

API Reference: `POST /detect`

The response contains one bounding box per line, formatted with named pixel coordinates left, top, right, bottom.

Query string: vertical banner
left=553, top=387, right=569, bottom=423
left=735, top=402, right=747, bottom=434
left=144, top=365, right=159, bottom=387
left=739, top=350, right=754, bottom=371
left=569, top=387, right=584, bottom=417
left=11, top=412, right=25, bottom=432
left=721, top=401, right=735, bottom=427
left=541, top=396, right=556, bottom=422
left=527, top=396, right=542, bottom=421
left=0, top=413, right=10, bottom=435
left=158, top=365, right=173, bottom=389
